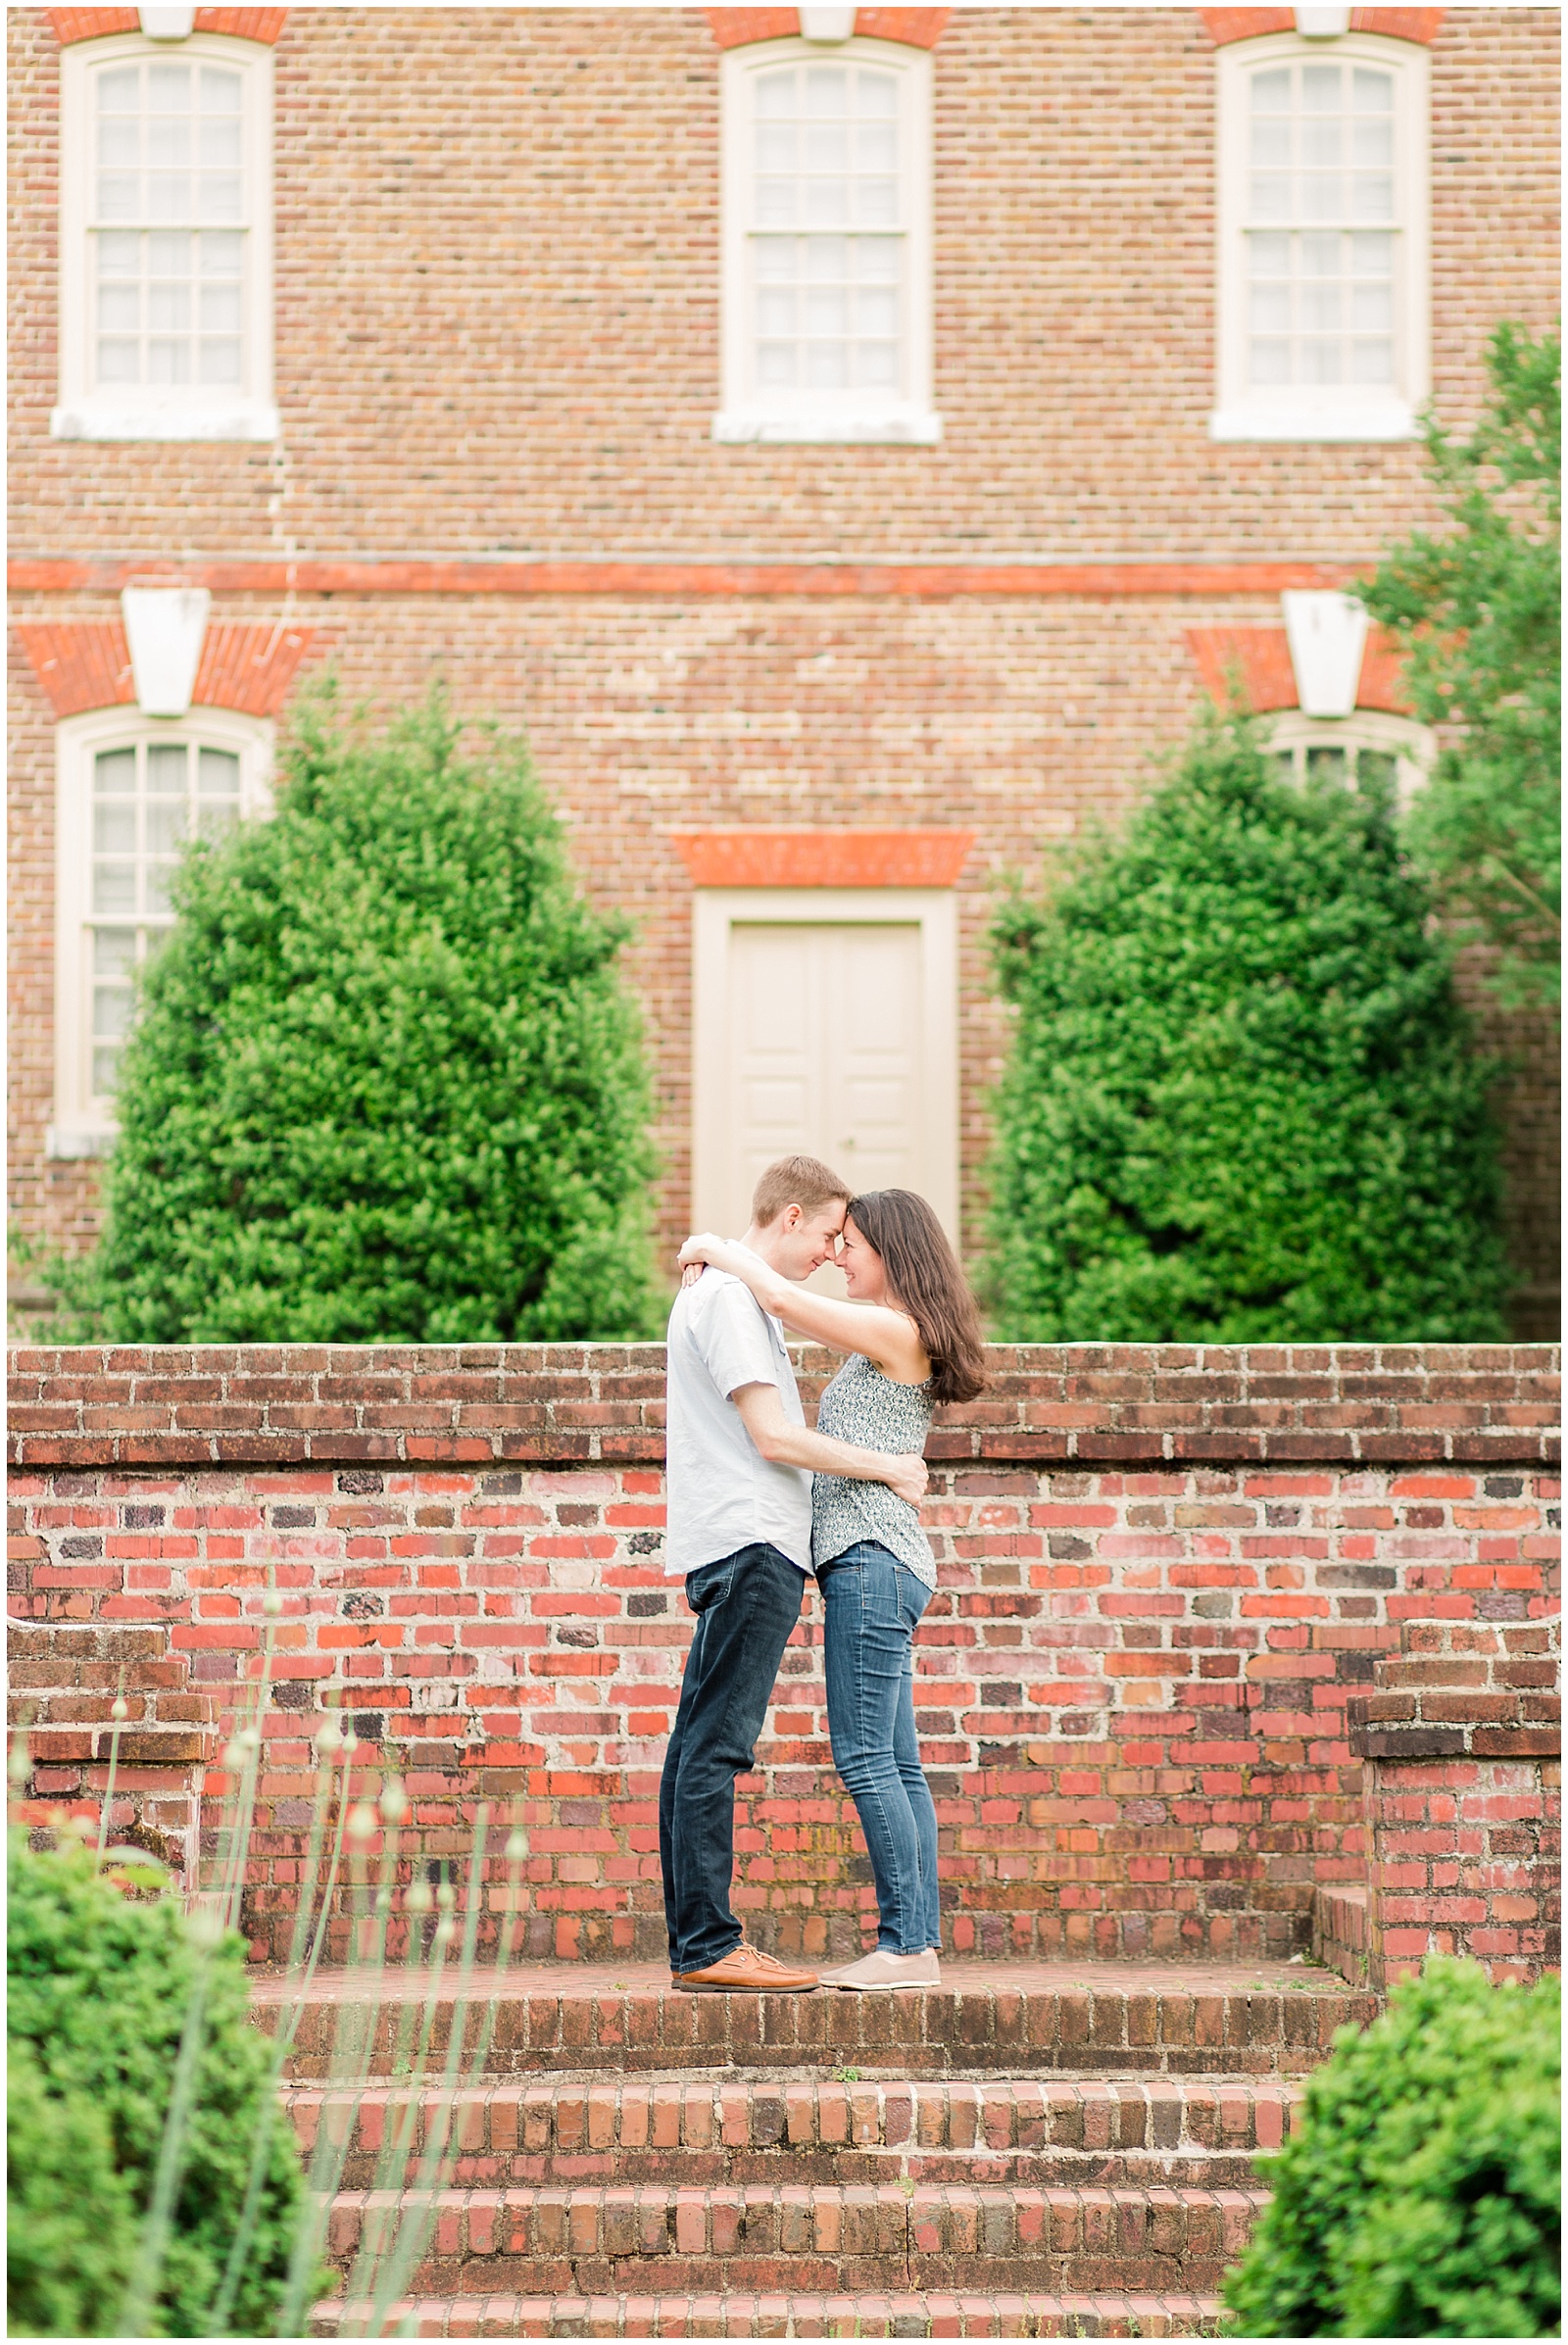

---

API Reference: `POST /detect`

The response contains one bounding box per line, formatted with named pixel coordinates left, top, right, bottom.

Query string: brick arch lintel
left=47, top=9, right=287, bottom=47
left=1186, top=624, right=1412, bottom=716
left=15, top=617, right=319, bottom=722
left=1200, top=9, right=1444, bottom=46
left=705, top=8, right=949, bottom=51
left=670, top=826, right=974, bottom=888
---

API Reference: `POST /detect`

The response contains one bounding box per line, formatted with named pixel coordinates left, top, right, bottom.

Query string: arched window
left=715, top=36, right=939, bottom=444
left=51, top=708, right=272, bottom=1158
left=1267, top=708, right=1435, bottom=807
left=1212, top=31, right=1429, bottom=442
left=54, top=29, right=276, bottom=441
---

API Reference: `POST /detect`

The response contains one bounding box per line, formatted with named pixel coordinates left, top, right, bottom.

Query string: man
left=660, top=1153, right=928, bottom=1992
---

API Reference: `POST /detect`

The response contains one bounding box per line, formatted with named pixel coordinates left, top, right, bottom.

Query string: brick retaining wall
left=8, top=1344, right=1559, bottom=1968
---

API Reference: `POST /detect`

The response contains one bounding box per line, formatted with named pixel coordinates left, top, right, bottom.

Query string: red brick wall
left=8, top=7, right=1561, bottom=1316
left=9, top=1343, right=1558, bottom=1965
left=1350, top=1617, right=1560, bottom=1982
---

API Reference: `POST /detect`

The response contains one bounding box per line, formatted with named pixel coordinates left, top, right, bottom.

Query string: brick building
left=8, top=3, right=1560, bottom=1328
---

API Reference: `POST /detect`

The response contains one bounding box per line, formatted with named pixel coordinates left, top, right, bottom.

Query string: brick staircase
left=260, top=1959, right=1376, bottom=2339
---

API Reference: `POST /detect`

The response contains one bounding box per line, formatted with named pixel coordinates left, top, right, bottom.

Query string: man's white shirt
left=663, top=1248, right=812, bottom=1579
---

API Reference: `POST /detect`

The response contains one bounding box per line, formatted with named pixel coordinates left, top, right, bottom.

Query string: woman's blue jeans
left=819, top=1539, right=941, bottom=1955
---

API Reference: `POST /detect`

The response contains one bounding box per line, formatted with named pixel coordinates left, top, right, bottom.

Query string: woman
left=677, top=1190, right=986, bottom=1990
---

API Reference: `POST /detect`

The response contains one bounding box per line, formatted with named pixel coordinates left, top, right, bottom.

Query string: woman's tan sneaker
left=824, top=1947, right=941, bottom=1990
left=672, top=1941, right=820, bottom=1992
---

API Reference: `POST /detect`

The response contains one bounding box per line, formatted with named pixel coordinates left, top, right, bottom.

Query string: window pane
left=1358, top=750, right=1398, bottom=792
left=92, top=986, right=134, bottom=1040
left=146, top=113, right=191, bottom=169
left=98, top=65, right=139, bottom=110
left=147, top=61, right=192, bottom=109
left=93, top=927, right=137, bottom=979
left=1306, top=745, right=1349, bottom=783
left=93, top=803, right=136, bottom=855
left=94, top=749, right=136, bottom=796
left=148, top=279, right=191, bottom=330
left=198, top=748, right=240, bottom=798
left=99, top=283, right=141, bottom=331
left=147, top=744, right=187, bottom=793
left=756, top=69, right=794, bottom=118
left=198, top=337, right=242, bottom=383
left=93, top=1045, right=123, bottom=1097
left=99, top=117, right=140, bottom=169
left=93, top=863, right=137, bottom=914
left=1351, top=280, right=1392, bottom=329
left=199, top=280, right=241, bottom=331
left=146, top=801, right=188, bottom=854
left=199, top=115, right=242, bottom=168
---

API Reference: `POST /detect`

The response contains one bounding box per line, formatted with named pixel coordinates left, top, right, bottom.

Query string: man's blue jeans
left=820, top=1539, right=941, bottom=1955
left=659, top=1542, right=806, bottom=1976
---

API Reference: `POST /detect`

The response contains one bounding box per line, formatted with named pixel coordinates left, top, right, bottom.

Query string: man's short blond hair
left=751, top=1153, right=851, bottom=1230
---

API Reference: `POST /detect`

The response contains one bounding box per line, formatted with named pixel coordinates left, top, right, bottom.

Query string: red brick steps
left=282, top=1964, right=1344, bottom=2337
left=318, top=2177, right=1268, bottom=2298
left=285, top=2073, right=1298, bottom=2189
left=258, top=1960, right=1375, bottom=2081
left=309, top=2287, right=1226, bottom=2337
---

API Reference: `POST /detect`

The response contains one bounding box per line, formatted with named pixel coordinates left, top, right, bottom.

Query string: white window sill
left=1209, top=398, right=1419, bottom=444
left=50, top=399, right=280, bottom=443
left=46, top=1123, right=117, bottom=1160
left=711, top=409, right=944, bottom=445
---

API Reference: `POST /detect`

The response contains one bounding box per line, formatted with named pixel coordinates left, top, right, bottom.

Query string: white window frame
left=691, top=886, right=959, bottom=1240
left=1267, top=708, right=1436, bottom=807
left=713, top=35, right=941, bottom=445
left=53, top=28, right=277, bottom=442
left=51, top=706, right=273, bottom=1159
left=1211, top=29, right=1430, bottom=443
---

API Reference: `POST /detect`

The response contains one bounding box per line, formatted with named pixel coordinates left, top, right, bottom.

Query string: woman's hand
left=677, top=1232, right=790, bottom=1318
left=677, top=1233, right=731, bottom=1272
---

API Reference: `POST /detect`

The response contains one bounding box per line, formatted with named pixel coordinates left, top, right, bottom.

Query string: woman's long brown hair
left=847, top=1189, right=988, bottom=1407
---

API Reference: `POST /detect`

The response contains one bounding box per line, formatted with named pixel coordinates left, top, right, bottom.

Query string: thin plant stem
left=203, top=1723, right=352, bottom=2338
left=96, top=1666, right=127, bottom=1862
left=214, top=1597, right=279, bottom=1932
left=342, top=1874, right=453, bottom=2321
left=122, top=1590, right=281, bottom=2335
left=116, top=1932, right=219, bottom=2337
left=278, top=1787, right=402, bottom=2338
left=361, top=1807, right=503, bottom=2336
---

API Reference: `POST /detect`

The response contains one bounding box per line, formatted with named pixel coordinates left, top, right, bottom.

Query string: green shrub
left=1359, top=320, right=1560, bottom=1005
left=983, top=708, right=1507, bottom=1341
left=1224, top=1959, right=1561, bottom=2339
left=55, top=688, right=661, bottom=1343
left=7, top=1831, right=312, bottom=2337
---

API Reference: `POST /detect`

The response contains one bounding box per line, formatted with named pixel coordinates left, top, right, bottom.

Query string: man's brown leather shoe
left=672, top=1941, right=819, bottom=1992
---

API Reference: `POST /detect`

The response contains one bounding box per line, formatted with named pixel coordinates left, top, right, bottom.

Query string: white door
left=691, top=887, right=960, bottom=1269
left=726, top=921, right=923, bottom=1237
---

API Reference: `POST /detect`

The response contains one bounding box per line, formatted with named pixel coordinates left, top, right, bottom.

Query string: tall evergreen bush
left=984, top=710, right=1507, bottom=1342
left=61, top=691, right=661, bottom=1343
